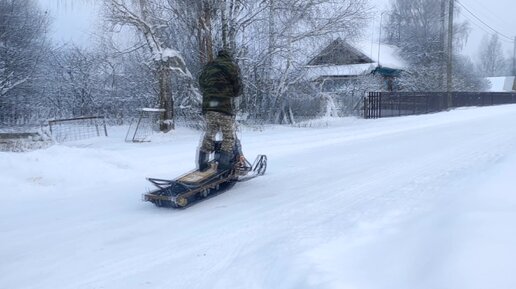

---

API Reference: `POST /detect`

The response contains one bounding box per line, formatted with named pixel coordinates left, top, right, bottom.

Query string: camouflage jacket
left=198, top=54, right=242, bottom=116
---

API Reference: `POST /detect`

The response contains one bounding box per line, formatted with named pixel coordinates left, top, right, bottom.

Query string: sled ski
left=143, top=141, right=267, bottom=208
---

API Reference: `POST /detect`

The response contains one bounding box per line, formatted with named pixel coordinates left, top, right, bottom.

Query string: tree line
left=0, top=0, right=504, bottom=129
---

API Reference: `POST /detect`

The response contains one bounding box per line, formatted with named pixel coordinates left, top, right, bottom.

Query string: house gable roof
left=305, top=38, right=407, bottom=81
left=308, top=38, right=373, bottom=66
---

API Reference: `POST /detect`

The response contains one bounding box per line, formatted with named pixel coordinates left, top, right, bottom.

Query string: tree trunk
left=198, top=1, right=214, bottom=64
left=221, top=0, right=229, bottom=50
left=227, top=0, right=240, bottom=53
left=158, top=61, right=174, bottom=132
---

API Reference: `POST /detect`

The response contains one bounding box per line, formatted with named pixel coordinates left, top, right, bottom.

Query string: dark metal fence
left=364, top=92, right=516, bottom=119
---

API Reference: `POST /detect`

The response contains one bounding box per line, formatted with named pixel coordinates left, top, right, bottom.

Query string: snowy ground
left=2, top=105, right=516, bottom=289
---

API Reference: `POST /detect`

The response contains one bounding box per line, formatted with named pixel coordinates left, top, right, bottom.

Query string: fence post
left=397, top=94, right=401, bottom=116
left=378, top=92, right=382, bottom=118
left=371, top=93, right=375, bottom=119
left=370, top=93, right=373, bottom=118
left=364, top=93, right=371, bottom=119
left=364, top=95, right=367, bottom=118
left=103, top=117, right=108, bottom=137
left=363, top=96, right=366, bottom=118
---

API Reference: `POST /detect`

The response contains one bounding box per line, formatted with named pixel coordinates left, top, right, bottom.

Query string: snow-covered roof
left=305, top=63, right=377, bottom=80
left=486, top=77, right=516, bottom=92
left=140, top=108, right=166, bottom=112
left=352, top=41, right=407, bottom=70
left=304, top=38, right=407, bottom=81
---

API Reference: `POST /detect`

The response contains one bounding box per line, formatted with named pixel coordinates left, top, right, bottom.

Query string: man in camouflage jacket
left=197, top=50, right=242, bottom=171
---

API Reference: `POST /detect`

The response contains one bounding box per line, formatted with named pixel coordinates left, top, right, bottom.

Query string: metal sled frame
left=144, top=154, right=267, bottom=208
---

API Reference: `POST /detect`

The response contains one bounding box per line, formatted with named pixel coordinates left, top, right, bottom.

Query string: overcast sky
left=37, top=0, right=515, bottom=62
left=37, top=0, right=99, bottom=46
left=370, top=0, right=515, bottom=60
left=456, top=0, right=515, bottom=58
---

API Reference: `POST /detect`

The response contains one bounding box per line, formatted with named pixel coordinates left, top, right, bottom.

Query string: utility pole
left=378, top=11, right=386, bottom=67
left=513, top=36, right=516, bottom=76
left=439, top=0, right=446, bottom=109
left=446, top=0, right=454, bottom=109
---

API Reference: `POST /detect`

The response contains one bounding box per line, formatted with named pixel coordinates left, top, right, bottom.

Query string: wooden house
left=305, top=38, right=406, bottom=92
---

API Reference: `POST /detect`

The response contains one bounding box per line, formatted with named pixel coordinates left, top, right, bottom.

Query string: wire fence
left=48, top=116, right=108, bottom=143
left=125, top=109, right=164, bottom=142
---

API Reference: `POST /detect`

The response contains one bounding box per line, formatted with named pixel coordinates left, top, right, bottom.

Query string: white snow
left=305, top=63, right=377, bottom=80
left=353, top=41, right=407, bottom=69
left=158, top=48, right=181, bottom=62
left=2, top=105, right=516, bottom=289
left=486, top=76, right=516, bottom=92
left=140, top=108, right=165, bottom=112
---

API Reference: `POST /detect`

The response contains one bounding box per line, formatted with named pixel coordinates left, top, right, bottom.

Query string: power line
left=455, top=0, right=513, bottom=41
left=459, top=10, right=514, bottom=44
left=466, top=0, right=513, bottom=29
left=456, top=0, right=512, bottom=40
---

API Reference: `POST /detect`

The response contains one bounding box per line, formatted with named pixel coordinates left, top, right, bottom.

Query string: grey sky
left=456, top=0, right=515, bottom=59
left=37, top=0, right=99, bottom=46
left=37, top=0, right=515, bottom=62
left=370, top=0, right=516, bottom=60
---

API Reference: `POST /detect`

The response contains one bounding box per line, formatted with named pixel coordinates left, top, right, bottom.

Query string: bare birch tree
left=105, top=0, right=198, bottom=132
left=477, top=34, right=507, bottom=77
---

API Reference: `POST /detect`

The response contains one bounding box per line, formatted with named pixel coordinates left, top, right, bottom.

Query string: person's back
left=199, top=51, right=242, bottom=116
left=197, top=50, right=242, bottom=172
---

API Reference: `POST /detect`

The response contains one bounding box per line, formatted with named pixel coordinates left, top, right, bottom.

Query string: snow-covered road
left=2, top=105, right=516, bottom=289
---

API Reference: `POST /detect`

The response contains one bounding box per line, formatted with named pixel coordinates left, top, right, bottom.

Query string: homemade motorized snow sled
left=143, top=140, right=267, bottom=208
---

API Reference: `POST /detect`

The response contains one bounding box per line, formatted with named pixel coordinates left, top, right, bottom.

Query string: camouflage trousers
left=200, top=111, right=236, bottom=153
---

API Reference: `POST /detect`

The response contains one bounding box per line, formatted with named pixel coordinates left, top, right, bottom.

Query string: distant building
left=305, top=38, right=406, bottom=92
left=485, top=76, right=516, bottom=92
